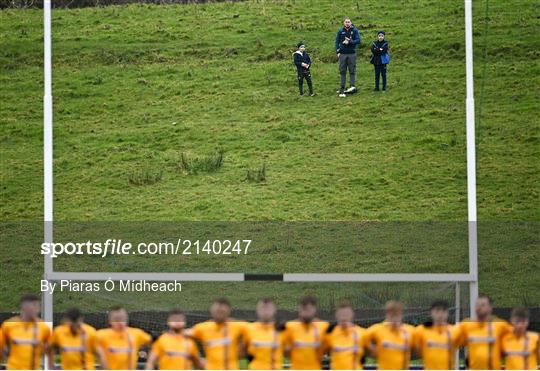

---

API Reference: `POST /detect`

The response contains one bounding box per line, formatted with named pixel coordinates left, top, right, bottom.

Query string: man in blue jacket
left=335, top=18, right=361, bottom=97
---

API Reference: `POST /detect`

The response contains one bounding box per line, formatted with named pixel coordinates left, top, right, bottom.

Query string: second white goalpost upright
left=464, top=0, right=480, bottom=319
left=41, top=0, right=480, bottom=363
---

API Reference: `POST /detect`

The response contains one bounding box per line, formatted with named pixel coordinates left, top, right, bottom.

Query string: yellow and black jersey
left=323, top=323, right=366, bottom=370
left=502, top=330, right=539, bottom=370
left=457, top=317, right=512, bottom=370
left=190, top=320, right=248, bottom=370
left=415, top=323, right=460, bottom=370
left=95, top=327, right=151, bottom=370
left=283, top=319, right=329, bottom=370
left=1, top=316, right=52, bottom=370
left=364, top=321, right=416, bottom=370
left=151, top=332, right=200, bottom=370
left=51, top=323, right=97, bottom=370
left=244, top=322, right=285, bottom=370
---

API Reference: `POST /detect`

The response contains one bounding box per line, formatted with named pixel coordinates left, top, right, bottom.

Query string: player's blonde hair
left=384, top=300, right=403, bottom=315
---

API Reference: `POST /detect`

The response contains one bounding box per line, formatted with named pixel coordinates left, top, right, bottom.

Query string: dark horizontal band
left=244, top=273, right=284, bottom=281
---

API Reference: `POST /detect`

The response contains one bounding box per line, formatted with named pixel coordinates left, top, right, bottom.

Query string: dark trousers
left=339, top=53, right=357, bottom=90
left=298, top=71, right=313, bottom=95
left=374, top=64, right=387, bottom=90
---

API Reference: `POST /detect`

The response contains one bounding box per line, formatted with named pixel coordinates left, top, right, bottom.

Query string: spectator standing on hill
left=335, top=18, right=361, bottom=97
left=370, top=30, right=390, bottom=92
left=293, top=42, right=314, bottom=96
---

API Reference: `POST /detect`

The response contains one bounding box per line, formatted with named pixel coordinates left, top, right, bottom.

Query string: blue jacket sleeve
left=351, top=28, right=361, bottom=46
left=335, top=30, right=341, bottom=53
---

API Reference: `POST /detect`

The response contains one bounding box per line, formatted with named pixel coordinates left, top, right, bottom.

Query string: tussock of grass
left=178, top=151, right=224, bottom=175
left=127, top=166, right=163, bottom=185
left=246, top=163, right=266, bottom=183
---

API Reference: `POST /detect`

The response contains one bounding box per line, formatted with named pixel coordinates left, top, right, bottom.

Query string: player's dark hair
left=20, top=294, right=40, bottom=304
left=65, top=307, right=82, bottom=322
left=385, top=300, right=403, bottom=314
left=213, top=297, right=231, bottom=308
left=299, top=296, right=317, bottom=307
left=168, top=309, right=185, bottom=317
left=430, top=300, right=449, bottom=310
left=478, top=294, right=492, bottom=305
left=511, top=307, right=530, bottom=320
left=110, top=305, right=126, bottom=312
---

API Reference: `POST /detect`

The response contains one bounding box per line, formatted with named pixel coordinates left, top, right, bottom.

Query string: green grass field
left=0, top=0, right=538, bottom=311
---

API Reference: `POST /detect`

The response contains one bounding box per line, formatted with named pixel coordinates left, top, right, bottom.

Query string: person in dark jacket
left=335, top=18, right=361, bottom=97
left=370, top=30, right=389, bottom=92
left=293, top=42, right=314, bottom=96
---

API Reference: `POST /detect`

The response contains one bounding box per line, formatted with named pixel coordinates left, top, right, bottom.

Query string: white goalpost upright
left=464, top=0, right=480, bottom=318
left=42, top=0, right=479, bottom=366
left=43, top=0, right=54, bottom=327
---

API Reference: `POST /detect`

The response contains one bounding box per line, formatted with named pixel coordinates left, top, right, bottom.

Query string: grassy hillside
left=0, top=0, right=538, bottom=311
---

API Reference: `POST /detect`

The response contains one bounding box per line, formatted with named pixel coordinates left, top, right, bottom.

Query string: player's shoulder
left=31, top=319, right=51, bottom=333
left=492, top=318, right=511, bottom=332
left=367, top=322, right=384, bottom=331
left=154, top=331, right=169, bottom=343
left=284, top=320, right=298, bottom=329
left=315, top=319, right=329, bottom=330
left=129, top=326, right=148, bottom=336
left=527, top=331, right=539, bottom=340
left=229, top=319, right=249, bottom=329
left=82, top=323, right=97, bottom=334
left=193, top=320, right=211, bottom=328
left=2, top=316, right=22, bottom=328
left=457, top=319, right=474, bottom=329
left=403, top=323, right=416, bottom=332
left=96, top=327, right=113, bottom=337
left=192, top=320, right=215, bottom=333
left=53, top=323, right=68, bottom=334
left=243, top=321, right=257, bottom=331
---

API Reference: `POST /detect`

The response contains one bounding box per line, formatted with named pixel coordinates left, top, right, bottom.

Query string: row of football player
left=0, top=294, right=538, bottom=370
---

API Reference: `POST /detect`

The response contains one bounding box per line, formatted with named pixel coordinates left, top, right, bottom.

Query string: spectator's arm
left=371, top=42, right=378, bottom=55
left=351, top=28, right=361, bottom=46
left=293, top=53, right=303, bottom=68
left=381, top=42, right=389, bottom=54
left=335, top=31, right=341, bottom=53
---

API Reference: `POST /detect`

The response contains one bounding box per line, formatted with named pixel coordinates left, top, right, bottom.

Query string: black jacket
left=293, top=51, right=312, bottom=73
left=370, top=40, right=389, bottom=65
